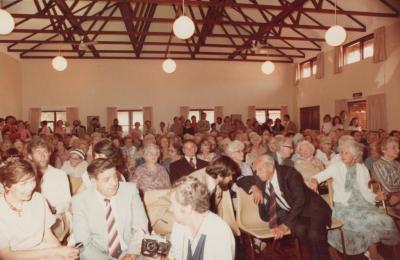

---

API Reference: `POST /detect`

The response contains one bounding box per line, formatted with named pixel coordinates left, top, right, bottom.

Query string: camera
left=141, top=234, right=171, bottom=257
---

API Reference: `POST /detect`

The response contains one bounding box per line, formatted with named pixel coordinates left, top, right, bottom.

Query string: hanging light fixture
left=0, top=0, right=15, bottom=35
left=52, top=33, right=68, bottom=71
left=325, top=0, right=346, bottom=46
left=261, top=41, right=275, bottom=75
left=173, top=0, right=195, bottom=40
left=162, top=58, right=176, bottom=74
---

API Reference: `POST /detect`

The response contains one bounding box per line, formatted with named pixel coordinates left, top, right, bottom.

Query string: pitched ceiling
left=0, top=0, right=399, bottom=62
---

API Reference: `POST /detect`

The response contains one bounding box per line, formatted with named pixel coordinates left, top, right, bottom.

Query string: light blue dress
left=328, top=165, right=400, bottom=255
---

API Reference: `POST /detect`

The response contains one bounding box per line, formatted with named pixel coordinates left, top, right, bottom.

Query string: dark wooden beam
left=10, top=13, right=372, bottom=31
left=54, top=0, right=100, bottom=57
left=229, top=0, right=307, bottom=60
left=118, top=0, right=140, bottom=56
left=19, top=55, right=293, bottom=63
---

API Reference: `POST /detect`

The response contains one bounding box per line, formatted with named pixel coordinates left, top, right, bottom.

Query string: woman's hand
left=375, top=191, right=388, bottom=202
left=250, top=185, right=263, bottom=205
left=310, top=178, right=319, bottom=193
left=54, top=246, right=79, bottom=260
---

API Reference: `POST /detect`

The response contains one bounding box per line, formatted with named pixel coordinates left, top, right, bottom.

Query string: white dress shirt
left=185, top=156, right=197, bottom=168
left=269, top=170, right=291, bottom=211
left=40, top=165, right=71, bottom=214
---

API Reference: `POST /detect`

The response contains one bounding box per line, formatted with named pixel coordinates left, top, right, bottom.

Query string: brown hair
left=87, top=158, right=115, bottom=179
left=172, top=176, right=210, bottom=213
left=0, top=158, right=36, bottom=189
left=27, top=137, right=51, bottom=154
left=205, top=155, right=240, bottom=179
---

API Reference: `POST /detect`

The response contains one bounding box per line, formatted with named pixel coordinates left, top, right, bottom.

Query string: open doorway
left=347, top=100, right=367, bottom=129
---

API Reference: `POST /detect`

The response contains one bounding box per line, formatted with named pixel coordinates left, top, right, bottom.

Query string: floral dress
left=328, top=166, right=400, bottom=255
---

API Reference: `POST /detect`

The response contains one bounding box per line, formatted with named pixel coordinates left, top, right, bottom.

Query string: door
left=347, top=100, right=367, bottom=129
left=300, top=106, right=320, bottom=131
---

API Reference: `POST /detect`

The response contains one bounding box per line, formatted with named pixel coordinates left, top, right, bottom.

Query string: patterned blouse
left=130, top=163, right=171, bottom=192
left=372, top=157, right=400, bottom=193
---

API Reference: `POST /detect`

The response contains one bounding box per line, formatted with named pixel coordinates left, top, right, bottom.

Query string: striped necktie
left=267, top=183, right=278, bottom=229
left=189, top=157, right=196, bottom=169
left=104, top=199, right=122, bottom=259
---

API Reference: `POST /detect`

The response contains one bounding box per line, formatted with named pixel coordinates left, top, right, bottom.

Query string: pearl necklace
left=4, top=193, right=23, bottom=217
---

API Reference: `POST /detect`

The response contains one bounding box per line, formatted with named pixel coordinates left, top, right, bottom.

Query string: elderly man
left=72, top=158, right=148, bottom=260
left=168, top=176, right=235, bottom=260
left=237, top=155, right=332, bottom=260
left=267, top=136, right=294, bottom=167
left=169, top=140, right=208, bottom=184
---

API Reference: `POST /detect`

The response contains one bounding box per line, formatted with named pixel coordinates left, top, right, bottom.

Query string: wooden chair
left=236, top=187, right=296, bottom=260
left=143, top=189, right=173, bottom=236
left=215, top=189, right=240, bottom=236
left=68, top=176, right=83, bottom=196
left=325, top=179, right=347, bottom=259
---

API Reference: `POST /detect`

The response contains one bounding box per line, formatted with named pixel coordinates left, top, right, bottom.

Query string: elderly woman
left=294, top=140, right=324, bottom=187
left=315, top=135, right=336, bottom=167
left=225, top=140, right=253, bottom=177
left=130, top=144, right=171, bottom=192
left=0, top=158, right=79, bottom=259
left=61, top=149, right=88, bottom=177
left=311, top=140, right=400, bottom=259
left=197, top=139, right=216, bottom=163
left=372, top=137, right=400, bottom=207
left=246, top=132, right=266, bottom=166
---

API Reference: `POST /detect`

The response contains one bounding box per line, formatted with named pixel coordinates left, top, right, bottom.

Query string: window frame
left=117, top=109, right=144, bottom=133
left=41, top=110, right=66, bottom=130
left=300, top=56, right=317, bottom=79
left=188, top=109, right=215, bottom=124
left=255, top=108, right=282, bottom=124
left=343, top=34, right=374, bottom=65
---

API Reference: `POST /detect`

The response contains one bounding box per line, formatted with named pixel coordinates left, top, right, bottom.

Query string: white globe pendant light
left=0, top=8, right=15, bottom=35
left=52, top=56, right=68, bottom=71
left=261, top=60, right=275, bottom=75
left=173, top=15, right=195, bottom=40
left=325, top=25, right=346, bottom=47
left=325, top=0, right=346, bottom=47
left=162, top=58, right=176, bottom=74
left=173, top=0, right=195, bottom=40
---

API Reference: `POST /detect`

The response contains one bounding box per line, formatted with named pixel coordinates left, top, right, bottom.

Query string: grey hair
left=254, top=154, right=275, bottom=168
left=225, top=140, right=245, bottom=156
left=295, top=140, right=315, bottom=159
left=339, top=139, right=363, bottom=162
left=337, top=135, right=355, bottom=153
left=143, top=143, right=160, bottom=157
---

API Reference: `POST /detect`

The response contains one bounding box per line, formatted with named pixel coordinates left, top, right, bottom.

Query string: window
left=41, top=111, right=66, bottom=130
left=117, top=110, right=143, bottom=134
left=300, top=57, right=317, bottom=79
left=188, top=109, right=215, bottom=124
left=255, top=109, right=281, bottom=124
left=344, top=34, right=374, bottom=65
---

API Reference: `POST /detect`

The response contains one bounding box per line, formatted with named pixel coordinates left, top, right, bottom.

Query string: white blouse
left=314, top=161, right=376, bottom=206
left=0, top=192, right=55, bottom=250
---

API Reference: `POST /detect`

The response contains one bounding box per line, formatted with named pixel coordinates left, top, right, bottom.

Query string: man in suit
left=169, top=139, right=208, bottom=184
left=237, top=155, right=332, bottom=260
left=267, top=136, right=294, bottom=167
left=72, top=158, right=148, bottom=260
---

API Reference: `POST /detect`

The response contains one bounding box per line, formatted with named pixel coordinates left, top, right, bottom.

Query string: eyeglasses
left=282, top=145, right=294, bottom=150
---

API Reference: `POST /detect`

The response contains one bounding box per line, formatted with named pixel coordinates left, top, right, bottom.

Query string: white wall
left=21, top=59, right=295, bottom=126
left=0, top=52, right=22, bottom=118
left=295, top=21, right=400, bottom=131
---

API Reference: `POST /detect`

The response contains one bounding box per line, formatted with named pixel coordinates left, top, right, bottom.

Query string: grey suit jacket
left=72, top=182, right=148, bottom=259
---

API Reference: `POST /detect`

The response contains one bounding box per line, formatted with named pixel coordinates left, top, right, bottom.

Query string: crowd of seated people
left=0, top=111, right=399, bottom=260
